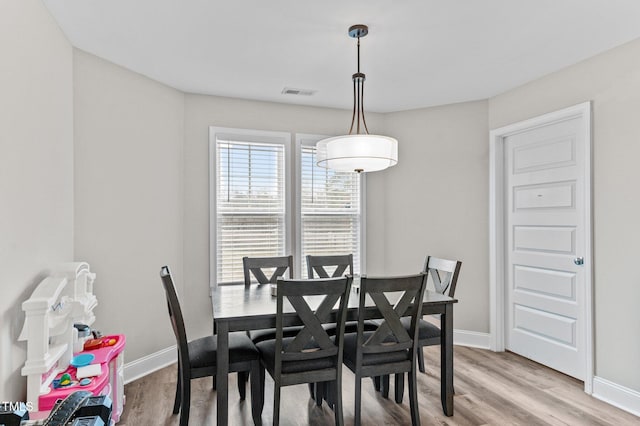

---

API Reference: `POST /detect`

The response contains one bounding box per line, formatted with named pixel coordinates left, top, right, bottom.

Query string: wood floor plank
left=118, top=346, right=639, bottom=425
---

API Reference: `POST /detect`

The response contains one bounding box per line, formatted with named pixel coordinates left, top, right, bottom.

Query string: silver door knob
left=574, top=257, right=584, bottom=266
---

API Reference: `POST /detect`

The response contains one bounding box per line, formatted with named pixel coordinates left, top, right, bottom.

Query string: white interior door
left=504, top=111, right=589, bottom=380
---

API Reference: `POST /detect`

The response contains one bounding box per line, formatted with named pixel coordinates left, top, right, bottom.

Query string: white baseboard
left=592, top=376, right=640, bottom=417
left=124, top=345, right=177, bottom=384
left=453, top=329, right=491, bottom=349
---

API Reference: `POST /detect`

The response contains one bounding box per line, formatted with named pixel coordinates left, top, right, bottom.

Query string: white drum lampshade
left=316, top=134, right=398, bottom=173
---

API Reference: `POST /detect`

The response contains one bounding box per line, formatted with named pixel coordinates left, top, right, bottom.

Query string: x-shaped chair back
left=424, top=256, right=462, bottom=298
left=242, top=255, right=294, bottom=287
left=306, top=254, right=353, bottom=279
left=356, top=274, right=428, bottom=357
left=274, top=277, right=352, bottom=374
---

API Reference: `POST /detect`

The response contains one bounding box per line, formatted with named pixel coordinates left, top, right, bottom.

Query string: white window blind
left=300, top=144, right=361, bottom=276
left=216, top=139, right=286, bottom=284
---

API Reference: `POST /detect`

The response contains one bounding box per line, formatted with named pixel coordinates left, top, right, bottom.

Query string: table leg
left=441, top=303, right=454, bottom=416
left=216, top=321, right=229, bottom=425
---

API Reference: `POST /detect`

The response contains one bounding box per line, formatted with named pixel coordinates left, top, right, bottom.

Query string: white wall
left=0, top=0, right=74, bottom=401
left=182, top=94, right=385, bottom=337
left=73, top=50, right=184, bottom=362
left=489, top=38, right=640, bottom=393
left=382, top=101, right=490, bottom=332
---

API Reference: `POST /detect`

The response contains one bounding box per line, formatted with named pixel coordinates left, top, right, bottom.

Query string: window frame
left=294, top=133, right=366, bottom=279
left=209, top=126, right=292, bottom=288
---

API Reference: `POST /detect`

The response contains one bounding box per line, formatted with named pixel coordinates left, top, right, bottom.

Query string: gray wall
left=489, top=38, right=640, bottom=393
left=0, top=0, right=74, bottom=400
left=73, top=50, right=185, bottom=362
left=381, top=101, right=490, bottom=332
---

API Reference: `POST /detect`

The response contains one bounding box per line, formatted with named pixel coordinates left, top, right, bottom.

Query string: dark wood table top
left=212, top=280, right=457, bottom=324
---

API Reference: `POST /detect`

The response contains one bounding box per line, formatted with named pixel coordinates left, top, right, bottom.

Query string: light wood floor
left=119, top=346, right=638, bottom=425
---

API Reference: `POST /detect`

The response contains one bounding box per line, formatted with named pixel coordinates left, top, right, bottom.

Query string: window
left=297, top=135, right=363, bottom=277
left=210, top=129, right=363, bottom=286
left=210, top=128, right=291, bottom=285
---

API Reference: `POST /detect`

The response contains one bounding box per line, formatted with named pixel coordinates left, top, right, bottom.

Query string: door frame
left=489, top=101, right=594, bottom=393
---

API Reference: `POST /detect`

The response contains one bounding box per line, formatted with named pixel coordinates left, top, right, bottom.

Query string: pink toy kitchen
left=17, top=262, right=125, bottom=424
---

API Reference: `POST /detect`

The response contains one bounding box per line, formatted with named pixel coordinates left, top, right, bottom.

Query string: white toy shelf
left=18, top=262, right=97, bottom=411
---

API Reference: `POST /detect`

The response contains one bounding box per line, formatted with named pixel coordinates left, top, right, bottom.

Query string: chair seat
left=400, top=317, right=441, bottom=341
left=342, top=332, right=409, bottom=367
left=248, top=326, right=304, bottom=344
left=188, top=332, right=258, bottom=368
left=256, top=337, right=336, bottom=374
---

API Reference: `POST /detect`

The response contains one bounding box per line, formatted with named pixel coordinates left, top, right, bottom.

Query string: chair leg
left=259, top=365, right=266, bottom=418
left=173, top=367, right=181, bottom=414
left=373, top=376, right=381, bottom=392
left=354, top=375, right=362, bottom=426
left=408, top=366, right=420, bottom=426
left=212, top=375, right=216, bottom=390
left=308, top=383, right=315, bottom=400
left=315, top=382, right=324, bottom=407
left=237, top=371, right=247, bottom=400
left=394, top=373, right=404, bottom=404
left=250, top=361, right=263, bottom=426
left=417, top=346, right=425, bottom=373
left=381, top=375, right=390, bottom=399
left=273, top=380, right=281, bottom=426
left=327, top=381, right=336, bottom=410
left=333, top=380, right=344, bottom=426
left=179, top=376, right=191, bottom=426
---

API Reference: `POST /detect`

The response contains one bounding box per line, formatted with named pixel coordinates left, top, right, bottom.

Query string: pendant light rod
left=357, top=33, right=361, bottom=74
left=348, top=24, right=369, bottom=136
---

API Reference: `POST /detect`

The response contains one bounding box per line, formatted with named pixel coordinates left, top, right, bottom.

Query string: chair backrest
left=306, top=254, right=353, bottom=279
left=274, top=276, right=352, bottom=377
left=423, top=256, right=462, bottom=298
left=242, top=255, right=294, bottom=287
left=160, top=266, right=190, bottom=369
left=355, top=274, right=428, bottom=361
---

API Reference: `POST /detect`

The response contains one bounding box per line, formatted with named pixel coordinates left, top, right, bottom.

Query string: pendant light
left=316, top=24, right=398, bottom=173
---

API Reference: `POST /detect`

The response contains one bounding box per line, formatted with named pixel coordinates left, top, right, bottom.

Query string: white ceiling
left=43, top=0, right=640, bottom=113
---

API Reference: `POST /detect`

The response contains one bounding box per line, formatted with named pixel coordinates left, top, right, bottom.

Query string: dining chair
left=410, top=256, right=462, bottom=373
left=306, top=254, right=379, bottom=403
left=386, top=256, right=462, bottom=404
left=306, top=254, right=353, bottom=278
left=243, top=255, right=294, bottom=287
left=242, top=255, right=299, bottom=345
left=342, top=273, right=427, bottom=426
left=255, top=276, right=352, bottom=426
left=307, top=253, right=378, bottom=333
left=160, top=266, right=263, bottom=426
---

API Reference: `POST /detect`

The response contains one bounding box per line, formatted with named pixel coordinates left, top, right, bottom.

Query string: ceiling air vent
left=281, top=87, right=316, bottom=96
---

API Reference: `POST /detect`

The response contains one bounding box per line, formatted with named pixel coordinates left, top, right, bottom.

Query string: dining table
left=212, top=278, right=457, bottom=425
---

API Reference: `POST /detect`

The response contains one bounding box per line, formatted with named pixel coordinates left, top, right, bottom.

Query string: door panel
left=513, top=266, right=575, bottom=299
left=513, top=226, right=575, bottom=253
left=514, top=182, right=574, bottom=210
left=512, top=135, right=575, bottom=172
left=505, top=116, right=586, bottom=380
left=514, top=304, right=576, bottom=345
